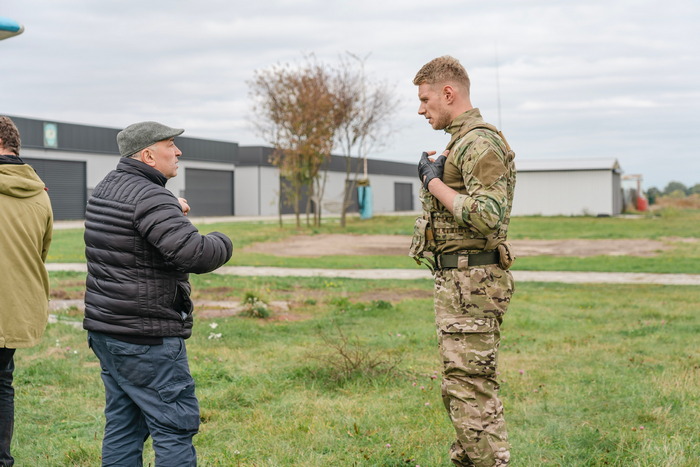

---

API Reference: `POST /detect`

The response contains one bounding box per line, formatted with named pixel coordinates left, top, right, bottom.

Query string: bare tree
left=333, top=53, right=398, bottom=227
left=249, top=56, right=339, bottom=227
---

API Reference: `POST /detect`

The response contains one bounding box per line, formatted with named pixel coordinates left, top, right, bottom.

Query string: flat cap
left=117, top=121, right=184, bottom=157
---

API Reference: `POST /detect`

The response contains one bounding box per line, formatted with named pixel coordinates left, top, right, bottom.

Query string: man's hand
left=418, top=151, right=446, bottom=190
left=178, top=197, right=191, bottom=216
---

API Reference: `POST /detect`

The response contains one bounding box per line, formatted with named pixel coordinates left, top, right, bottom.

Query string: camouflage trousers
left=433, top=264, right=514, bottom=467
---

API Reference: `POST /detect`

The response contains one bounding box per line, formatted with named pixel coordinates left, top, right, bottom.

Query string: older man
left=84, top=121, right=233, bottom=466
left=0, top=116, right=53, bottom=467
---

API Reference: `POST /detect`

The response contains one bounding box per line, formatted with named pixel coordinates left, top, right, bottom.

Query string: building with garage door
left=10, top=115, right=237, bottom=220
left=236, top=146, right=419, bottom=217
left=7, top=115, right=420, bottom=220
left=7, top=115, right=625, bottom=220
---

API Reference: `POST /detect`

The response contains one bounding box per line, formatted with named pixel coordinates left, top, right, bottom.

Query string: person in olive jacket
left=83, top=121, right=232, bottom=466
left=0, top=116, right=53, bottom=467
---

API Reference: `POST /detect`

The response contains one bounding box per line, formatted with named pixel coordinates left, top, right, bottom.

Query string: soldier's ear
left=442, top=84, right=456, bottom=104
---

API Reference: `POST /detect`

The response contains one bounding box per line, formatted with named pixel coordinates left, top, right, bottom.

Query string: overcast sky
left=2, top=0, right=698, bottom=189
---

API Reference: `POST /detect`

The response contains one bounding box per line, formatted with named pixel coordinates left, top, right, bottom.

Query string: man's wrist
left=426, top=177, right=441, bottom=191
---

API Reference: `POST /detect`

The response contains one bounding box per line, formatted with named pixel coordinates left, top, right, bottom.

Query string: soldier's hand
left=418, top=152, right=446, bottom=190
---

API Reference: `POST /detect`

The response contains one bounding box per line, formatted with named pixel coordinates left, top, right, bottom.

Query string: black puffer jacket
left=83, top=158, right=233, bottom=338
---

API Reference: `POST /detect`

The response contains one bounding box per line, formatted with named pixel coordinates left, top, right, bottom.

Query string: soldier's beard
left=430, top=110, right=452, bottom=130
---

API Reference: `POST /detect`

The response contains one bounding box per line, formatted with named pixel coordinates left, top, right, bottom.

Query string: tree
left=689, top=183, right=700, bottom=195
left=333, top=53, right=398, bottom=227
left=663, top=181, right=689, bottom=197
left=249, top=57, right=339, bottom=227
left=645, top=186, right=661, bottom=205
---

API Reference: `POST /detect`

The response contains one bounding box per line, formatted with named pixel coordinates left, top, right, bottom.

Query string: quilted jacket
left=83, top=157, right=232, bottom=338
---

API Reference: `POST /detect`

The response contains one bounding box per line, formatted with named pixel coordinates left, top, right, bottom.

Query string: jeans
left=0, top=348, right=15, bottom=467
left=88, top=332, right=199, bottom=467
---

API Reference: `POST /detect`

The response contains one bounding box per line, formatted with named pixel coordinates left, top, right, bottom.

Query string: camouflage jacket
left=412, top=108, right=516, bottom=260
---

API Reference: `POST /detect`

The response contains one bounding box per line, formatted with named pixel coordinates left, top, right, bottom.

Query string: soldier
left=409, top=56, right=516, bottom=467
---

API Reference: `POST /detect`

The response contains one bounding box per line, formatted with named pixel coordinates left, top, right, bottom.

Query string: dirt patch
left=243, top=234, right=674, bottom=258
left=511, top=239, right=671, bottom=257
left=194, top=300, right=293, bottom=320
left=356, top=288, right=432, bottom=302
left=244, top=234, right=412, bottom=257
left=49, top=298, right=306, bottom=322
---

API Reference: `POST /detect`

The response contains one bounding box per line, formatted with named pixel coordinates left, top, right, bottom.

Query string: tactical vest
left=410, top=121, right=516, bottom=269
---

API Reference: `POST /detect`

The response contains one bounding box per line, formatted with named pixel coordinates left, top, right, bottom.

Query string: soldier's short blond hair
left=413, top=55, right=470, bottom=93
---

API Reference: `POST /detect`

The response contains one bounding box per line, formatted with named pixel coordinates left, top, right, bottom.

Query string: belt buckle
left=458, top=255, right=469, bottom=269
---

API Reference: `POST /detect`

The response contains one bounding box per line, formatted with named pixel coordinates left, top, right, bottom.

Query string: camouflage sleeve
left=451, top=134, right=509, bottom=236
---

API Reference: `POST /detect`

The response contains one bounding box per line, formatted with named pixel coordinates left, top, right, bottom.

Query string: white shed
left=511, top=158, right=623, bottom=216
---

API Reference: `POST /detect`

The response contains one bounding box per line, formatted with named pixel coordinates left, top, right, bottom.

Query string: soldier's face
left=417, top=83, right=451, bottom=130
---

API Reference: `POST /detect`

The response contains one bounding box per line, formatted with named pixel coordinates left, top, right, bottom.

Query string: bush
left=241, top=291, right=271, bottom=318
left=308, top=324, right=402, bottom=384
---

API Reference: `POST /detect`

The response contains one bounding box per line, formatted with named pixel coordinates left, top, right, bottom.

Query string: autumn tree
left=333, top=53, right=398, bottom=227
left=249, top=53, right=397, bottom=228
left=249, top=57, right=340, bottom=227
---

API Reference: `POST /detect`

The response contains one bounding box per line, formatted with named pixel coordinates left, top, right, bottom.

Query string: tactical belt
left=436, top=251, right=499, bottom=269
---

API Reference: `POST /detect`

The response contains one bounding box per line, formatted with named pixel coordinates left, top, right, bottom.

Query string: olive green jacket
left=0, top=160, right=53, bottom=348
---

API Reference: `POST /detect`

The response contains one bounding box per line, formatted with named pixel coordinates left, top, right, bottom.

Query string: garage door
left=185, top=168, right=234, bottom=216
left=394, top=182, right=414, bottom=211
left=23, top=158, right=87, bottom=220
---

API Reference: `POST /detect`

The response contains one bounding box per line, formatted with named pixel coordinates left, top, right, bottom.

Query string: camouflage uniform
left=410, top=108, right=516, bottom=467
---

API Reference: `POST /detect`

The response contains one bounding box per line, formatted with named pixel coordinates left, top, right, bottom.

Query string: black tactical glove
left=418, top=152, right=446, bottom=190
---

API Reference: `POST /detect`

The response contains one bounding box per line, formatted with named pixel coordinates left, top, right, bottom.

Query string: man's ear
left=140, top=148, right=157, bottom=167
left=442, top=84, right=456, bottom=104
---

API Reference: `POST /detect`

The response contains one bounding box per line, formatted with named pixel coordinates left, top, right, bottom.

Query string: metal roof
left=8, top=115, right=237, bottom=164
left=238, top=146, right=415, bottom=177
left=516, top=158, right=621, bottom=173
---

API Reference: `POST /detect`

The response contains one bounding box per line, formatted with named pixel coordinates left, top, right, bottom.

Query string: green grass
left=509, top=208, right=700, bottom=239
left=48, top=210, right=700, bottom=273
left=14, top=273, right=700, bottom=466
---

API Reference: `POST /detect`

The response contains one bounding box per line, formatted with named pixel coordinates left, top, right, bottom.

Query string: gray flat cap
left=117, top=121, right=184, bottom=157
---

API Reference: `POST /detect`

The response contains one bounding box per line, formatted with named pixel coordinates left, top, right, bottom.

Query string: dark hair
left=0, top=116, right=21, bottom=155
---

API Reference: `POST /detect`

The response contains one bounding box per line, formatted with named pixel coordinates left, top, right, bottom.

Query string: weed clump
left=308, top=324, right=402, bottom=385
left=241, top=291, right=270, bottom=318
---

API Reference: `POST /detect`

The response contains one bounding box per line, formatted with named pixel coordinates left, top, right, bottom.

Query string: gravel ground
left=46, top=263, right=700, bottom=286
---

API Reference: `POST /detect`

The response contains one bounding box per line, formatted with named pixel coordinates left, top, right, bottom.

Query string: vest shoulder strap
left=445, top=122, right=500, bottom=152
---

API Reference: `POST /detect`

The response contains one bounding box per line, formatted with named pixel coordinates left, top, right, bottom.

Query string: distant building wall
left=512, top=169, right=622, bottom=216
left=316, top=170, right=419, bottom=215
left=234, top=165, right=280, bottom=216
left=238, top=145, right=421, bottom=217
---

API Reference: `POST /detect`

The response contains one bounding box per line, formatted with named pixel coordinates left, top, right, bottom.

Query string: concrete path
left=46, top=263, right=700, bottom=286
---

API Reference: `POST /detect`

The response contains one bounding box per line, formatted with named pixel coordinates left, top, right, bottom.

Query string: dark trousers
left=0, top=348, right=15, bottom=467
left=88, top=331, right=199, bottom=467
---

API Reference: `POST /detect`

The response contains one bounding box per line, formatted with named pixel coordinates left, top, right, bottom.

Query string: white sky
left=2, top=0, right=698, bottom=189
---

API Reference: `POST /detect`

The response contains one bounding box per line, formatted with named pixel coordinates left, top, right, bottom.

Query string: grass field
left=11, top=209, right=700, bottom=465
left=15, top=273, right=700, bottom=466
left=47, top=209, right=700, bottom=274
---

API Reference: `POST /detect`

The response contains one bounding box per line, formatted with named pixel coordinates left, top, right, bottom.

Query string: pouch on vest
left=497, top=242, right=515, bottom=270
left=409, top=217, right=436, bottom=271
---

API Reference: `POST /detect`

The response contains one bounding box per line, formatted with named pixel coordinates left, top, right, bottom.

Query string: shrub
left=241, top=291, right=270, bottom=319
